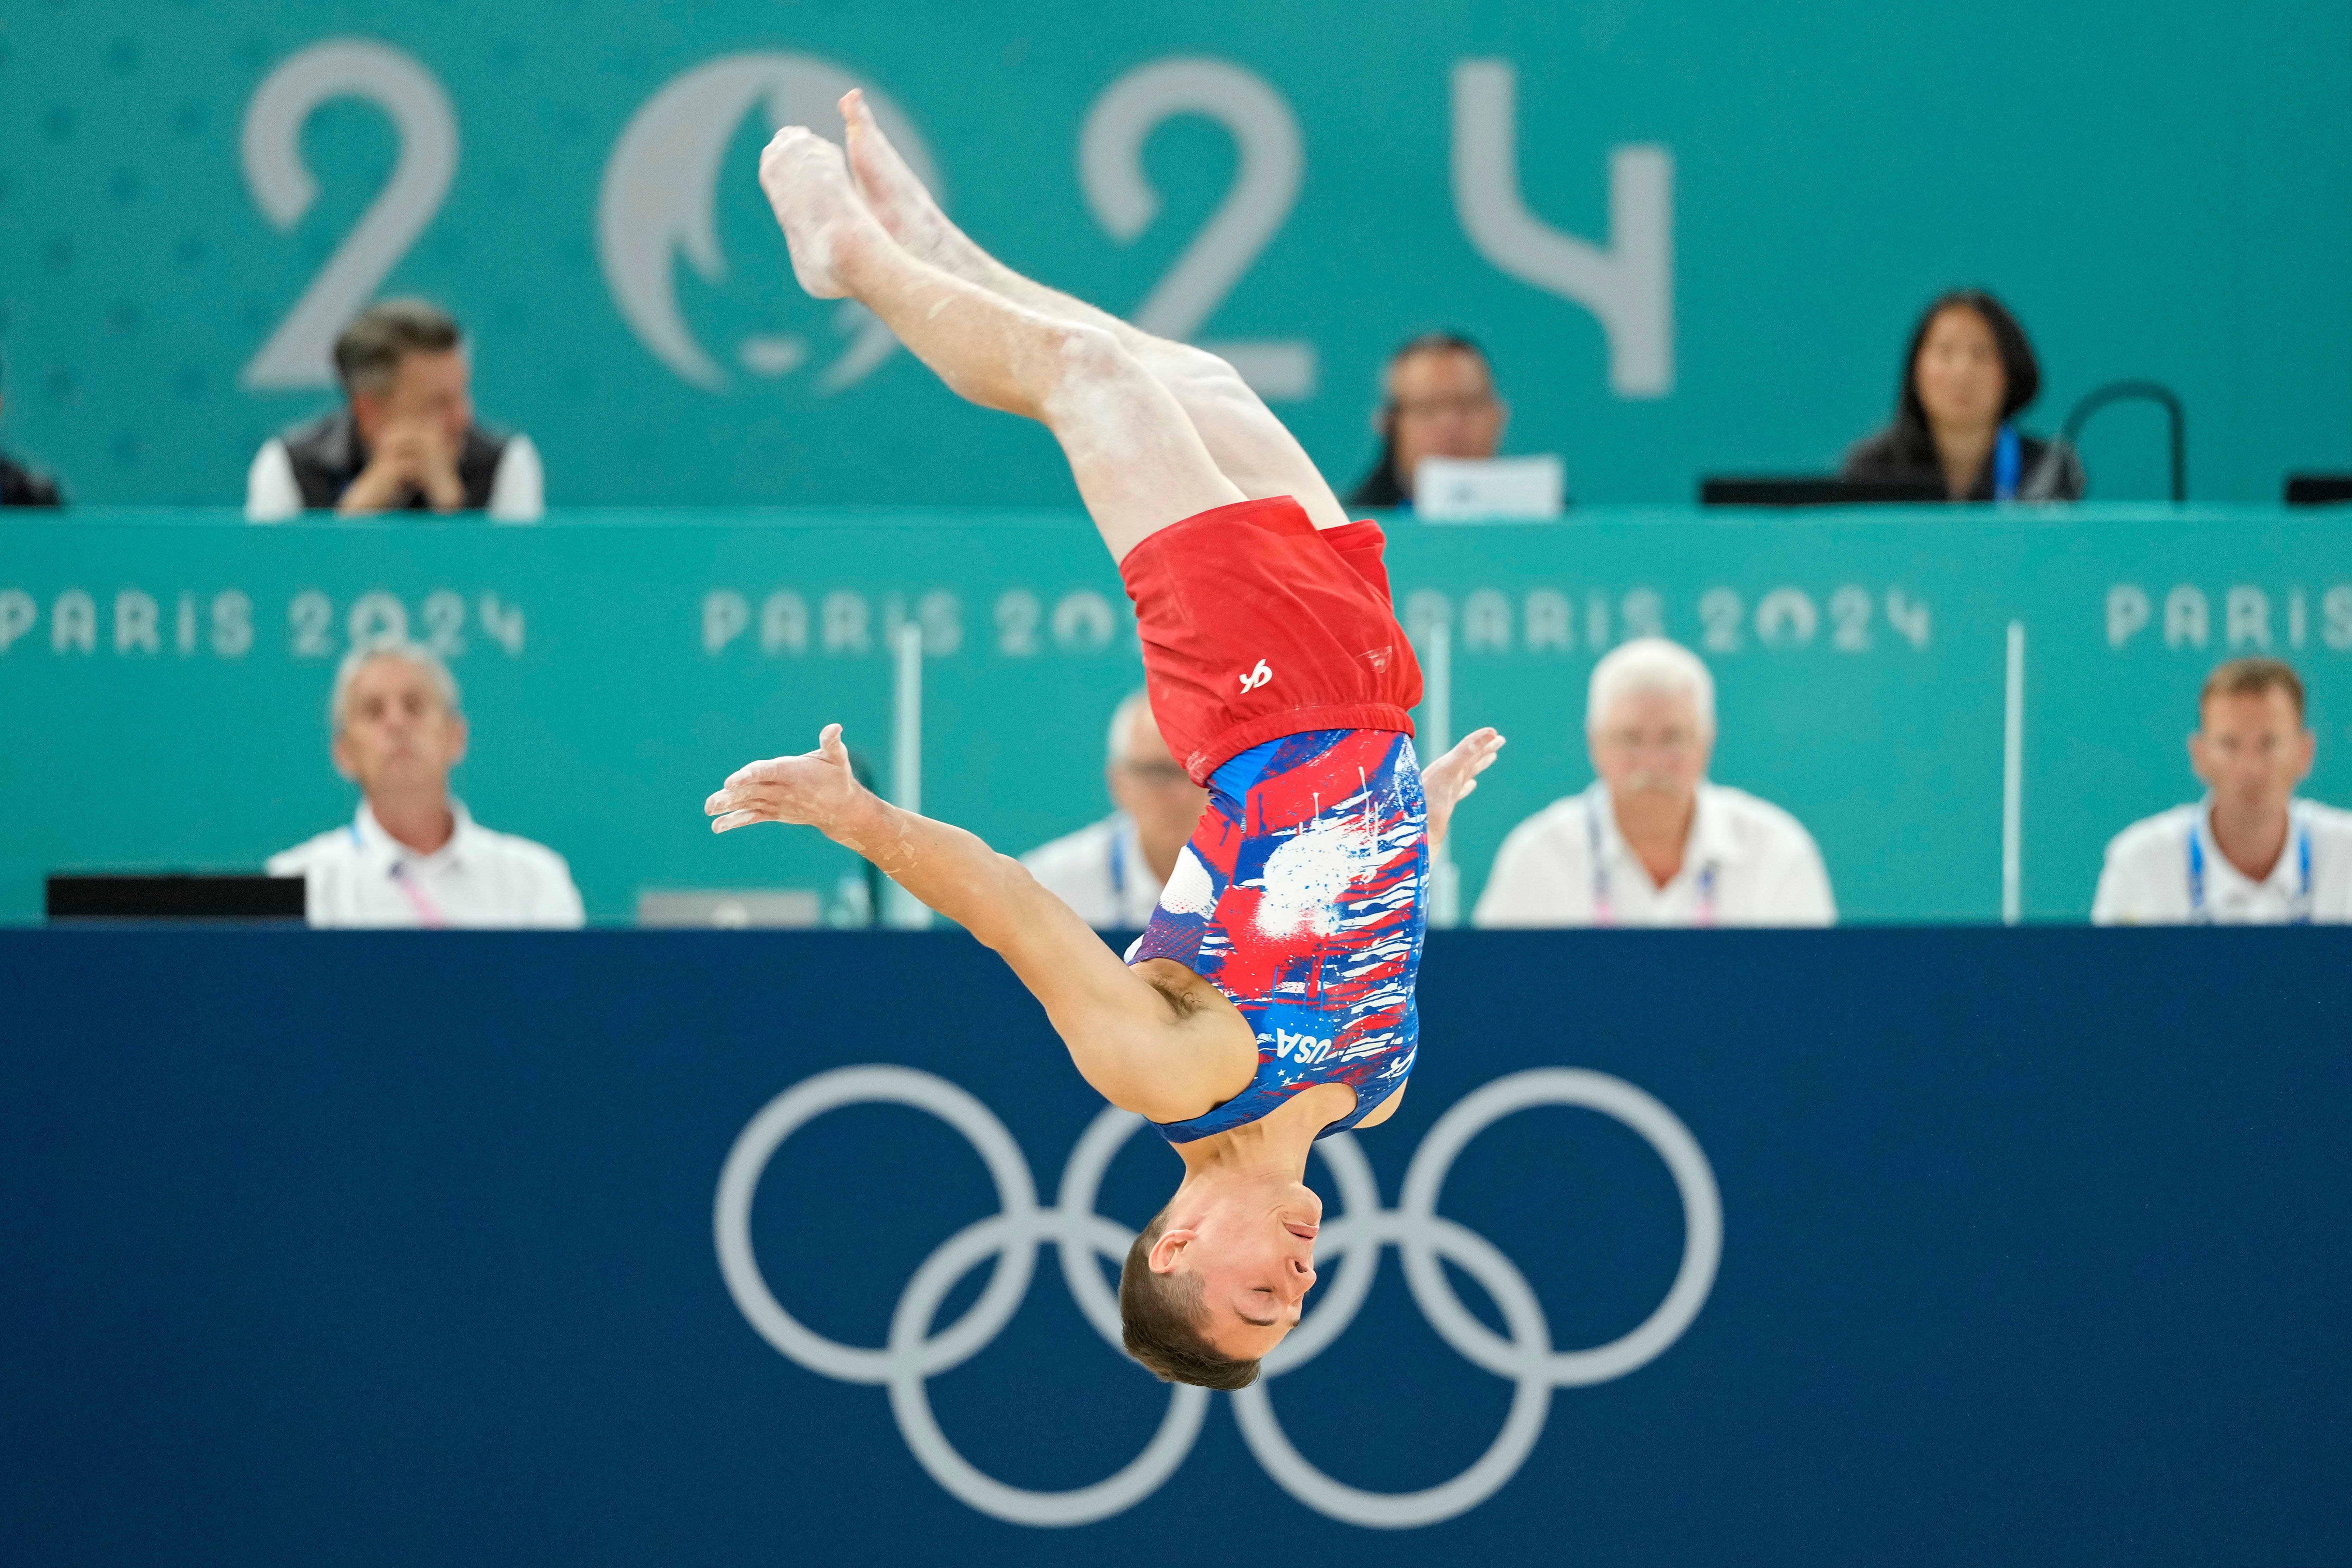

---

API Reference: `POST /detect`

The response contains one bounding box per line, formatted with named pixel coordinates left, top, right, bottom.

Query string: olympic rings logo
left=714, top=1065, right=1722, bottom=1531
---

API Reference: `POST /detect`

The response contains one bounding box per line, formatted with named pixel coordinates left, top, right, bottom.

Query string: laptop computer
left=46, top=874, right=307, bottom=922
left=1700, top=476, right=1947, bottom=507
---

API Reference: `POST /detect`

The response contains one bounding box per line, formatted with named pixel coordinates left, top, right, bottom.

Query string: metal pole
left=887, top=620, right=931, bottom=930
left=1425, top=619, right=1461, bottom=928
left=2002, top=620, right=2025, bottom=927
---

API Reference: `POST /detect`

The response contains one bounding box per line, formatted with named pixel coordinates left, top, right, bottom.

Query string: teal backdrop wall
left=4, top=505, right=2346, bottom=926
left=3, top=2, right=2350, bottom=508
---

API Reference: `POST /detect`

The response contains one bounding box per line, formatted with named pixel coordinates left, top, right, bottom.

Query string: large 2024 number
left=238, top=48, right=1666, bottom=403
left=1079, top=59, right=1313, bottom=399
left=240, top=40, right=458, bottom=389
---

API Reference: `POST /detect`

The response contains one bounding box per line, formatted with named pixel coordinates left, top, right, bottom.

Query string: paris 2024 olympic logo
left=715, top=1065, right=1722, bottom=1530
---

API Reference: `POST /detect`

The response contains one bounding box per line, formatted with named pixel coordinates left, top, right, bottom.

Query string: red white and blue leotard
left=1130, top=729, right=1426, bottom=1143
left=1113, top=495, right=1427, bottom=1145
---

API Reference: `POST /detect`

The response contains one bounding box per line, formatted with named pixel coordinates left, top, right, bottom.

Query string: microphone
left=2044, top=380, right=2187, bottom=502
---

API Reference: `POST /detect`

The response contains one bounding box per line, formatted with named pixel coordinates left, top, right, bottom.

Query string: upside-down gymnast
left=704, top=94, right=1507, bottom=1390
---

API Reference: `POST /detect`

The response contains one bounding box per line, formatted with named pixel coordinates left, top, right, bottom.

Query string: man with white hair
left=268, top=641, right=583, bottom=927
left=1473, top=637, right=1834, bottom=927
left=1022, top=691, right=1210, bottom=928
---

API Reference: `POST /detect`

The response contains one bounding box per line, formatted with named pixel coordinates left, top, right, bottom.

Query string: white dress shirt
left=1021, top=811, right=1168, bottom=929
left=2091, top=797, right=2352, bottom=925
left=244, top=433, right=544, bottom=522
left=268, top=799, right=584, bottom=928
left=1473, top=782, right=1836, bottom=928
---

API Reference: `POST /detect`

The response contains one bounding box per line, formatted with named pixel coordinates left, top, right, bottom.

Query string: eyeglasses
left=1116, top=760, right=1195, bottom=787
left=1594, top=726, right=1702, bottom=756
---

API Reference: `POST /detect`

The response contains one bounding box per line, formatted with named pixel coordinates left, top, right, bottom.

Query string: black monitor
left=2284, top=474, right=2352, bottom=506
left=1700, top=475, right=1947, bottom=507
left=46, top=874, right=307, bottom=922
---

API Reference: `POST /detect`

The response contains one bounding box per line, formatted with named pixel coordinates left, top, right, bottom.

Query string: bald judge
left=1021, top=691, right=1210, bottom=929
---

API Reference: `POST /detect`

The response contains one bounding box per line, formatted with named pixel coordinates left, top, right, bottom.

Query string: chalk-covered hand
left=706, top=723, right=865, bottom=835
left=1421, top=726, right=1506, bottom=851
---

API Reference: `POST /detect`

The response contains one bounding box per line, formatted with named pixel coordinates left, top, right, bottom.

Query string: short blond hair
left=2200, top=658, right=2305, bottom=723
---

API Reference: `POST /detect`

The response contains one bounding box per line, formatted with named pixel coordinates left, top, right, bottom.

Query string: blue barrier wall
left=2, top=2, right=2348, bottom=505
left=2, top=929, right=2346, bottom=1566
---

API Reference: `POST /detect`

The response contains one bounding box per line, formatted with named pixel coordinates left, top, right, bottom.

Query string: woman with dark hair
left=1842, top=289, right=2084, bottom=501
left=0, top=344, right=64, bottom=507
left=1346, top=332, right=1507, bottom=508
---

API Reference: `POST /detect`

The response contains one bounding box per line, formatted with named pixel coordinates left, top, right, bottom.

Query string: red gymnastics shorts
left=1117, top=495, right=1424, bottom=784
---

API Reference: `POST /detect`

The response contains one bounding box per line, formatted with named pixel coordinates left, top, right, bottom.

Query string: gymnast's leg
left=757, top=127, right=1244, bottom=561
left=837, top=91, right=1351, bottom=533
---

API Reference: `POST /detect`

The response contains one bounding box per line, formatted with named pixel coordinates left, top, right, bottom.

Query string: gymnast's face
left=1150, top=1175, right=1321, bottom=1358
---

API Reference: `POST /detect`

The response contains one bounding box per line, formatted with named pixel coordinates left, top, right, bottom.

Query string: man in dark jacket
left=244, top=299, right=541, bottom=521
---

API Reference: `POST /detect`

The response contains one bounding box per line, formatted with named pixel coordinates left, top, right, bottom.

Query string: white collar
left=353, top=797, right=475, bottom=868
left=2193, top=797, right=2307, bottom=896
left=1588, top=782, right=1723, bottom=882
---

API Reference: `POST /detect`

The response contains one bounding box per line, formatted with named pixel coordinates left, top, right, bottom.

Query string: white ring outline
left=715, top=1063, right=1721, bottom=1530
left=713, top=1067, right=1206, bottom=1527
left=1230, top=1067, right=1724, bottom=1527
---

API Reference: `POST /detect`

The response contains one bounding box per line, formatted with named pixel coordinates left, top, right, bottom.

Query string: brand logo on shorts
left=1239, top=659, right=1274, bottom=693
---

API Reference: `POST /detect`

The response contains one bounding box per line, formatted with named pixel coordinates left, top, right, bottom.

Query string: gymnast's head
left=1118, top=1172, right=1322, bottom=1388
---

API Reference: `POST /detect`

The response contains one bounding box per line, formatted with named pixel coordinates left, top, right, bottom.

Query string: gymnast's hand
left=1422, top=726, right=1507, bottom=851
left=706, top=723, right=866, bottom=834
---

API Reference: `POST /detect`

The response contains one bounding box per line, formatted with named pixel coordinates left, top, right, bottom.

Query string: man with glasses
left=1023, top=691, right=1209, bottom=929
left=1474, top=637, right=1834, bottom=927
left=2093, top=658, right=2350, bottom=924
left=1344, top=332, right=1509, bottom=509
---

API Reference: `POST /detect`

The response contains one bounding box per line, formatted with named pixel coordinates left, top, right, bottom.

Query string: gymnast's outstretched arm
left=704, top=724, right=1241, bottom=1117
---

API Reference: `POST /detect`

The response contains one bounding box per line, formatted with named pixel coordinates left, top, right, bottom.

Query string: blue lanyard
left=1992, top=424, right=2021, bottom=501
left=2188, top=816, right=2313, bottom=924
left=1108, top=818, right=1128, bottom=900
left=1587, top=793, right=1717, bottom=927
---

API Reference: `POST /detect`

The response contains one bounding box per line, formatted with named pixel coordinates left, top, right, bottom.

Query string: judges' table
left=0, top=925, right=2345, bottom=1566
left=0, top=503, right=2345, bottom=923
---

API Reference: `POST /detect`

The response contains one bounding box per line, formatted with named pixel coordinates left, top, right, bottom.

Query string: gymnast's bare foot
left=756, top=127, right=877, bottom=300
left=840, top=88, right=982, bottom=276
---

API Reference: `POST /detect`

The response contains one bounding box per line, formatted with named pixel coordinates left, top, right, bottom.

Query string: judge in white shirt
left=2093, top=657, right=2352, bottom=924
left=1020, top=691, right=1208, bottom=929
left=1474, top=637, right=1835, bottom=928
left=268, top=640, right=584, bottom=928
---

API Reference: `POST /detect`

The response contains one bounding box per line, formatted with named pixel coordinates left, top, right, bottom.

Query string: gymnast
left=705, top=94, right=1505, bottom=1389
